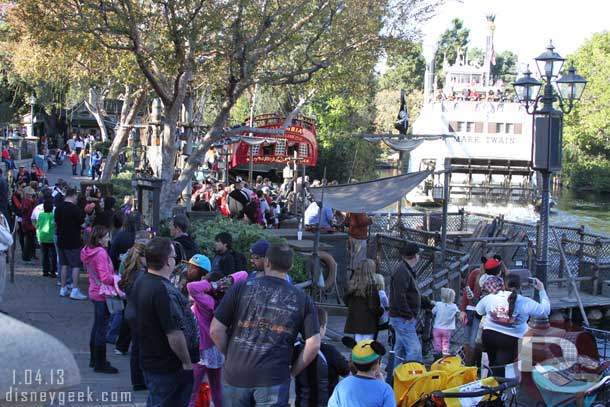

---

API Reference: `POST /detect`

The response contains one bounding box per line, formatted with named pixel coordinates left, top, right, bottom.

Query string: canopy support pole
left=396, top=151, right=403, bottom=235
left=440, top=160, right=451, bottom=265
left=312, top=167, right=327, bottom=301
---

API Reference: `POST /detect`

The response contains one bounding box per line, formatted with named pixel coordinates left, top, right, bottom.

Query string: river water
left=377, top=169, right=610, bottom=236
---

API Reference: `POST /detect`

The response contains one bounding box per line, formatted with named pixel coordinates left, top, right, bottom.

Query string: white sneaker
left=69, top=288, right=87, bottom=301
left=59, top=287, right=69, bottom=297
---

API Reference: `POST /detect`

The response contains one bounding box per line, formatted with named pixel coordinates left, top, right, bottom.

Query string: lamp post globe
left=512, top=65, right=542, bottom=108
left=534, top=41, right=565, bottom=79
left=556, top=65, right=587, bottom=110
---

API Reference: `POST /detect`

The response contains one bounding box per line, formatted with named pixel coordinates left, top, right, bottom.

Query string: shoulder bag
left=87, top=265, right=125, bottom=313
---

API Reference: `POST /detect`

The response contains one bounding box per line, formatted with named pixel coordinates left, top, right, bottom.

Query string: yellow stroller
left=393, top=356, right=479, bottom=407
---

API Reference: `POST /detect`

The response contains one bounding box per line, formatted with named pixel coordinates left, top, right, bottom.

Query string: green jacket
left=36, top=212, right=56, bottom=244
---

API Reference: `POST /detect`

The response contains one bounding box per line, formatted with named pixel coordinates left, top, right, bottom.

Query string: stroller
left=392, top=355, right=517, bottom=407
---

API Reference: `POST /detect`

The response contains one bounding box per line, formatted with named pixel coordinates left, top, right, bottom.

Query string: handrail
left=552, top=227, right=589, bottom=326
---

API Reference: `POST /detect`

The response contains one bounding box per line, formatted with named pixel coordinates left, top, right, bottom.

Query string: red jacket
left=22, top=198, right=36, bottom=232
left=460, top=268, right=483, bottom=312
left=345, top=212, right=372, bottom=240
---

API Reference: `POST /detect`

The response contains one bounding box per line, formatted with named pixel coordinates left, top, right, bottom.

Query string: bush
left=110, top=168, right=134, bottom=199
left=563, top=155, right=610, bottom=191
left=189, top=217, right=308, bottom=283
left=94, top=140, right=112, bottom=156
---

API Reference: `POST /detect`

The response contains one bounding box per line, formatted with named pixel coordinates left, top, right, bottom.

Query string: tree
left=468, top=47, right=484, bottom=66
left=491, top=50, right=518, bottom=85
left=562, top=31, right=610, bottom=190
left=15, top=0, right=441, bottom=216
left=378, top=39, right=426, bottom=96
left=434, top=18, right=470, bottom=86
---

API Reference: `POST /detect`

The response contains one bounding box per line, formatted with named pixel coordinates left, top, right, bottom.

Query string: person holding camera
left=476, top=274, right=550, bottom=377
left=186, top=254, right=247, bottom=407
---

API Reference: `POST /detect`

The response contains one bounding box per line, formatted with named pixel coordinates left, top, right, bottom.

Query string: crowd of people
left=0, top=153, right=555, bottom=407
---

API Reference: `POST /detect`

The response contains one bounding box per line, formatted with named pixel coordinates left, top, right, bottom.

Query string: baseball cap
left=250, top=239, right=270, bottom=257
left=188, top=254, right=211, bottom=272
left=482, top=255, right=503, bottom=275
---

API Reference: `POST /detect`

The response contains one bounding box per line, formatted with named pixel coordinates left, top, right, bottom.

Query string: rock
left=0, top=314, right=80, bottom=406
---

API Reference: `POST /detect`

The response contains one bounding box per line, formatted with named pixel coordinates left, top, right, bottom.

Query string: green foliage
left=375, top=33, right=425, bottom=139
left=492, top=50, right=518, bottom=86
left=434, top=18, right=470, bottom=87
left=110, top=168, right=134, bottom=199
left=562, top=31, right=610, bottom=190
left=189, top=218, right=307, bottom=282
left=93, top=140, right=112, bottom=156
left=378, top=39, right=425, bottom=97
left=563, top=154, right=610, bottom=191
left=468, top=47, right=484, bottom=66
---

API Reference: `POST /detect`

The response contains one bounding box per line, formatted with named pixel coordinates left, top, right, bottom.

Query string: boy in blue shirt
left=328, top=338, right=395, bottom=407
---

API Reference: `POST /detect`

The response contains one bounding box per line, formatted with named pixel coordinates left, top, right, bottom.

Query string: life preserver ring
left=318, top=251, right=337, bottom=290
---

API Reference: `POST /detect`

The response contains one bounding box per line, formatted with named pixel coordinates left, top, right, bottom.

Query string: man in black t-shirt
left=131, top=237, right=199, bottom=407
left=211, top=243, right=321, bottom=407
left=54, top=188, right=87, bottom=300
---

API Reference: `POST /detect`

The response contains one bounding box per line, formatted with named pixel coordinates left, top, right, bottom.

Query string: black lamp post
left=513, top=41, right=587, bottom=290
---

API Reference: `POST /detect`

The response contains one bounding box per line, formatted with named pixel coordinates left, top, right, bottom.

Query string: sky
left=421, top=0, right=609, bottom=72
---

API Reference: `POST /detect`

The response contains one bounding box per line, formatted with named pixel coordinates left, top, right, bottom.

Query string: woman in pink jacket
left=81, top=225, right=119, bottom=374
left=186, top=253, right=247, bottom=407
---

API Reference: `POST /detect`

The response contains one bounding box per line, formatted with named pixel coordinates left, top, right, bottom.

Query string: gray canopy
left=309, top=170, right=431, bottom=213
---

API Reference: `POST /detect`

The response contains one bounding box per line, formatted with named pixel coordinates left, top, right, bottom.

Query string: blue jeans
left=463, top=310, right=481, bottom=348
left=144, top=369, right=194, bottom=407
left=390, top=316, right=422, bottom=365
left=90, top=300, right=110, bottom=346
left=106, top=311, right=122, bottom=344
left=222, top=380, right=290, bottom=407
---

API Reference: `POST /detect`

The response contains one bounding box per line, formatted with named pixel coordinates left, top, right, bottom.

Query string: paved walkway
left=2, top=162, right=366, bottom=406
left=3, top=162, right=144, bottom=406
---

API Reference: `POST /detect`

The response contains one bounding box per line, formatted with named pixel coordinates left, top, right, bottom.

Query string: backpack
left=231, top=250, right=248, bottom=272
left=243, top=200, right=258, bottom=222
left=170, top=241, right=189, bottom=295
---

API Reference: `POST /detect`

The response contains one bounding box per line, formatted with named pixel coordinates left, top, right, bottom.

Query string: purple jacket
left=187, top=271, right=248, bottom=351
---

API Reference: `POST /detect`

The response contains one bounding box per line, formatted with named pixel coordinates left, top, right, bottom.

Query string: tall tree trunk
left=84, top=88, right=110, bottom=142
left=100, top=86, right=147, bottom=182
left=158, top=113, right=180, bottom=219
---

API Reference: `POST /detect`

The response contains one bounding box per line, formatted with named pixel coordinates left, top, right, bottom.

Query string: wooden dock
left=546, top=287, right=610, bottom=311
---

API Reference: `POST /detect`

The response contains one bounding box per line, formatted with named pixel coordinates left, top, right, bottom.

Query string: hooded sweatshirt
left=187, top=271, right=248, bottom=351
left=81, top=246, right=115, bottom=302
left=476, top=289, right=550, bottom=338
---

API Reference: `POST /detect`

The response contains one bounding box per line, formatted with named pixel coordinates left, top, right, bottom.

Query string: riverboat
left=229, top=114, right=318, bottom=173
left=406, top=16, right=535, bottom=205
